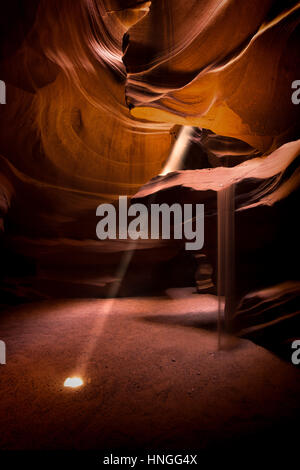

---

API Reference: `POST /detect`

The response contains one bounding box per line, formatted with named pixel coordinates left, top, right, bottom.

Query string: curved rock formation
left=124, top=0, right=300, bottom=152
left=0, top=1, right=179, bottom=300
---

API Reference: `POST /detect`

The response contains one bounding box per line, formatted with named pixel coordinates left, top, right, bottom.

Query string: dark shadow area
left=140, top=312, right=219, bottom=332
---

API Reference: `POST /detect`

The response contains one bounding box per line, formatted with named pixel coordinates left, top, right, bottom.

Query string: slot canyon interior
left=0, top=0, right=300, bottom=463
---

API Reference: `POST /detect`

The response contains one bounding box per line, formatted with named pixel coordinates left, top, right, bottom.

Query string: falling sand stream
left=162, top=126, right=237, bottom=349
left=217, top=184, right=236, bottom=349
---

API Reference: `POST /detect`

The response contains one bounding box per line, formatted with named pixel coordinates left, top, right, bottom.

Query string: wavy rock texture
left=174, top=128, right=262, bottom=170
left=233, top=281, right=300, bottom=360
left=0, top=0, right=174, bottom=196
left=0, top=0, right=179, bottom=300
left=124, top=0, right=300, bottom=152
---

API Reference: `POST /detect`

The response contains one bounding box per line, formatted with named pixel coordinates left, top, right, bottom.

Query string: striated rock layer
left=0, top=1, right=179, bottom=300
left=124, top=0, right=300, bottom=153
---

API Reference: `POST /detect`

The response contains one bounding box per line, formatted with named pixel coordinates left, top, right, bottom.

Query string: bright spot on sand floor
left=64, top=377, right=84, bottom=388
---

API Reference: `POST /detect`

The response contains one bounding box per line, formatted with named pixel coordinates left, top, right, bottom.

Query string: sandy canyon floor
left=0, top=290, right=299, bottom=462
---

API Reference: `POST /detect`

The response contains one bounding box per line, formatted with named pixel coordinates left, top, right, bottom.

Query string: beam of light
left=64, top=377, right=84, bottom=388
left=75, top=127, right=193, bottom=373
left=160, top=126, right=194, bottom=175
left=76, top=244, right=136, bottom=375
